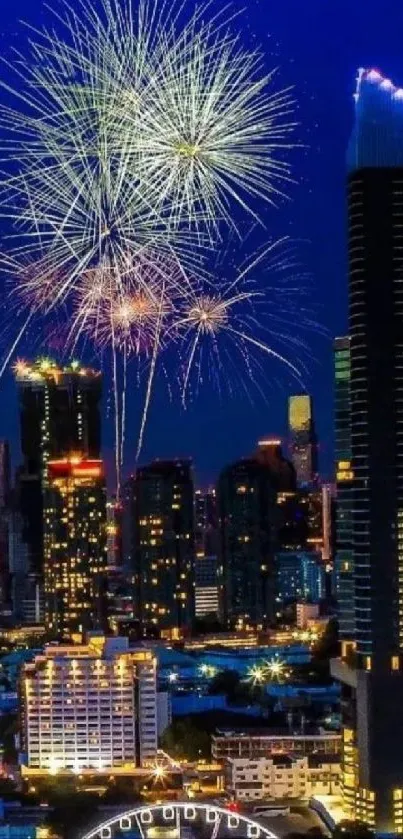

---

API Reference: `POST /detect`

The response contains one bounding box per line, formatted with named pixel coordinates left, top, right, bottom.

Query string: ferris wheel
left=81, top=802, right=280, bottom=839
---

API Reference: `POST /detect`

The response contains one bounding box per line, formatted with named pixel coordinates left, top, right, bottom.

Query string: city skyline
left=0, top=1, right=401, bottom=487
left=0, top=3, right=402, bottom=834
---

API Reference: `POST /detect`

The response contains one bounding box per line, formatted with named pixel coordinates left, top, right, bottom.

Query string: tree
left=161, top=719, right=211, bottom=761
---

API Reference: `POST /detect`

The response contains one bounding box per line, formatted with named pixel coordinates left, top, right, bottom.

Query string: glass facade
left=333, top=337, right=354, bottom=639
left=288, top=395, right=318, bottom=485
left=218, top=458, right=277, bottom=628
left=133, top=460, right=195, bottom=636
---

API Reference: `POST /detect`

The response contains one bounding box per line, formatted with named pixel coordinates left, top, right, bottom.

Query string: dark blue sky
left=0, top=0, right=402, bottom=487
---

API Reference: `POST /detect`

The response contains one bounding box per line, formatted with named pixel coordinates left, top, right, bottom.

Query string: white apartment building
left=226, top=754, right=341, bottom=801
left=20, top=635, right=158, bottom=776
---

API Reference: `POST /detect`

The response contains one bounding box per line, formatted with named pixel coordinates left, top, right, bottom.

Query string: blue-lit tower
left=332, top=69, right=403, bottom=833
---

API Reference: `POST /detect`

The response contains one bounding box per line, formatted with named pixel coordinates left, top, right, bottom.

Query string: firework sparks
left=173, top=239, right=315, bottom=406
left=0, top=0, right=305, bottom=478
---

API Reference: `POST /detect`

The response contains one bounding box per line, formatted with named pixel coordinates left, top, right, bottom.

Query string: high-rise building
left=218, top=458, right=277, bottom=628
left=194, top=555, right=220, bottom=618
left=333, top=337, right=354, bottom=639
left=15, top=358, right=101, bottom=472
left=133, top=459, right=195, bottom=637
left=43, top=457, right=107, bottom=639
left=195, top=488, right=218, bottom=556
left=255, top=438, right=296, bottom=491
left=331, top=69, right=403, bottom=833
left=288, top=395, right=318, bottom=486
left=20, top=636, right=158, bottom=777
left=14, top=359, right=102, bottom=579
left=0, top=441, right=10, bottom=604
left=106, top=498, right=123, bottom=569
left=276, top=550, right=325, bottom=606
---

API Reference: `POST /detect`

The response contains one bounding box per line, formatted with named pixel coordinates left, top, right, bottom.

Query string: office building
left=225, top=754, right=340, bottom=801
left=133, top=459, right=195, bottom=637
left=20, top=635, right=158, bottom=777
left=333, top=337, right=354, bottom=638
left=43, top=457, right=107, bottom=639
left=106, top=498, right=123, bottom=569
left=194, top=554, right=220, bottom=618
left=195, top=488, right=218, bottom=555
left=218, top=458, right=277, bottom=628
left=212, top=728, right=341, bottom=762
left=14, top=358, right=101, bottom=579
left=276, top=550, right=325, bottom=606
left=322, top=482, right=335, bottom=565
left=331, top=69, right=403, bottom=832
left=255, top=438, right=296, bottom=491
left=15, top=358, right=101, bottom=471
left=0, top=441, right=10, bottom=605
left=288, top=395, right=318, bottom=485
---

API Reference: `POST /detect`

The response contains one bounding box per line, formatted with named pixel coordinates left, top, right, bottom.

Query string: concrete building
left=20, top=635, right=158, bottom=778
left=212, top=728, right=341, bottom=763
left=296, top=602, right=320, bottom=629
left=226, top=754, right=340, bottom=801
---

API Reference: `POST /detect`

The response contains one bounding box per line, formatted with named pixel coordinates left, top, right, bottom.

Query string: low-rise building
left=225, top=754, right=341, bottom=801
left=212, top=728, right=341, bottom=762
left=20, top=634, right=158, bottom=778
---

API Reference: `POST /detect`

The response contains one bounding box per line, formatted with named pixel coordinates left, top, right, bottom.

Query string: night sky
left=0, top=0, right=402, bottom=488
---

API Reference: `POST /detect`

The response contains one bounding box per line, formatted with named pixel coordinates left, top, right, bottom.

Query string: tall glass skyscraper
left=333, top=337, right=354, bottom=639
left=133, top=459, right=195, bottom=637
left=218, top=458, right=277, bottom=628
left=14, top=359, right=102, bottom=578
left=333, top=69, right=403, bottom=832
left=288, top=395, right=318, bottom=485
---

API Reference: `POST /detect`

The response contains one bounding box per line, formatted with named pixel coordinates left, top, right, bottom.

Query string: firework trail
left=0, top=0, right=303, bottom=478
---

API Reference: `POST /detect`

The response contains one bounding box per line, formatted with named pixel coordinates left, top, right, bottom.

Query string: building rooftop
left=13, top=357, right=100, bottom=383
left=214, top=727, right=341, bottom=739
left=347, top=67, right=403, bottom=170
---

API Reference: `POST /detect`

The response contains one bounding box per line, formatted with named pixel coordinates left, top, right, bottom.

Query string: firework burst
left=0, top=0, right=306, bottom=480
left=173, top=239, right=315, bottom=405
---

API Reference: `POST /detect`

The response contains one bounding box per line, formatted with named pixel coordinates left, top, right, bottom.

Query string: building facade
left=332, top=68, right=403, bottom=832
left=20, top=636, right=158, bottom=776
left=288, top=395, right=318, bottom=486
left=225, top=754, right=340, bottom=801
left=194, top=555, right=220, bottom=618
left=212, top=728, right=341, bottom=762
left=43, top=457, right=107, bottom=639
left=276, top=550, right=325, bottom=606
left=195, top=488, right=218, bottom=556
left=333, top=337, right=354, bottom=639
left=217, top=458, right=277, bottom=628
left=14, top=359, right=101, bottom=587
left=133, top=460, right=195, bottom=637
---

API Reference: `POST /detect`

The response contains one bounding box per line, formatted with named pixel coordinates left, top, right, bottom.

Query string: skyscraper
left=332, top=69, right=403, bottom=832
left=218, top=458, right=277, bottom=628
left=195, top=488, right=218, bottom=556
left=288, top=395, right=318, bottom=486
left=0, top=441, right=10, bottom=604
left=333, top=337, right=354, bottom=639
left=14, top=359, right=102, bottom=582
left=16, top=358, right=101, bottom=471
left=133, top=459, right=195, bottom=637
left=43, top=457, right=107, bottom=639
